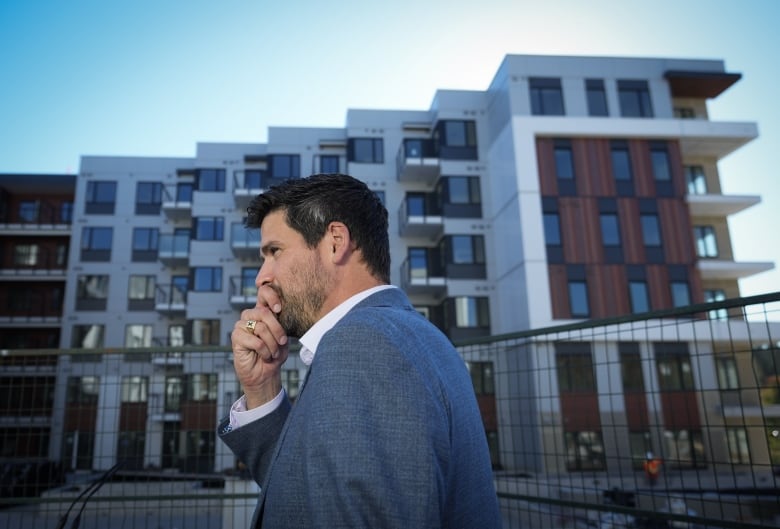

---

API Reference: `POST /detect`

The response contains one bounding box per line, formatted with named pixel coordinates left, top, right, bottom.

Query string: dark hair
left=246, top=173, right=390, bottom=283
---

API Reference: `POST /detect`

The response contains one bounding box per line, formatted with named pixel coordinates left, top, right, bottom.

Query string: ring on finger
left=245, top=320, right=257, bottom=332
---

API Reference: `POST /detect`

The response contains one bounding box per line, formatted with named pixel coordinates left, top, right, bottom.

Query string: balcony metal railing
left=396, top=138, right=440, bottom=184
left=158, top=233, right=190, bottom=265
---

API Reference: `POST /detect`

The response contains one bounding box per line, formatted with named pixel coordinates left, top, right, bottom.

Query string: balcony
left=158, top=233, right=190, bottom=266
left=233, top=169, right=266, bottom=209
left=155, top=284, right=187, bottom=314
left=677, top=119, right=758, bottom=159
left=686, top=193, right=760, bottom=217
left=231, top=223, right=261, bottom=258
left=162, top=184, right=193, bottom=221
left=396, top=139, right=440, bottom=185
left=0, top=247, right=67, bottom=280
left=400, top=257, right=446, bottom=296
left=0, top=199, right=73, bottom=235
left=151, top=338, right=185, bottom=367
left=398, top=195, right=443, bottom=239
left=697, top=259, right=774, bottom=281
left=229, top=275, right=257, bottom=308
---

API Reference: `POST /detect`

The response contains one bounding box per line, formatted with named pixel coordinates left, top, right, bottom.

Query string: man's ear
left=326, top=222, right=352, bottom=261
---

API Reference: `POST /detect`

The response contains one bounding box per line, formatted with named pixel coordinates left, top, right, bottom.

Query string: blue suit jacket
left=219, top=288, right=501, bottom=528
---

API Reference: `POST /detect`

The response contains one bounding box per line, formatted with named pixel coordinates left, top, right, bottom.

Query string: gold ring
left=245, top=320, right=257, bottom=332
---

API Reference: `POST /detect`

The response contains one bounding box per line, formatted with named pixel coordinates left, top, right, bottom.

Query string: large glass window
left=132, top=227, right=159, bottom=251
left=620, top=348, right=646, bottom=392
left=656, top=353, right=695, bottom=391
left=128, top=275, right=155, bottom=301
left=85, top=181, right=117, bottom=214
left=319, top=155, right=339, bottom=173
left=618, top=80, right=653, bottom=117
left=19, top=200, right=39, bottom=222
left=629, top=281, right=650, bottom=313
left=704, top=289, right=728, bottom=320
left=196, top=169, right=226, bottom=191
left=530, top=77, right=565, bottom=115
left=433, top=121, right=477, bottom=160
left=726, top=428, right=750, bottom=464
left=467, top=361, right=495, bottom=395
left=187, top=374, right=217, bottom=401
left=640, top=214, right=662, bottom=247
left=78, top=275, right=109, bottom=301
left=66, top=376, right=100, bottom=405
left=191, top=267, right=222, bottom=292
left=694, top=226, right=718, bottom=258
left=610, top=141, right=632, bottom=181
left=136, top=182, right=163, bottom=214
left=600, top=214, right=621, bottom=246
left=190, top=319, right=221, bottom=346
left=564, top=431, right=606, bottom=471
left=72, top=324, right=105, bottom=348
left=663, top=429, right=705, bottom=468
left=444, top=176, right=480, bottom=205
left=81, top=227, right=113, bottom=250
left=453, top=297, right=490, bottom=328
left=716, top=357, right=739, bottom=390
left=269, top=154, right=301, bottom=178
left=650, top=144, right=672, bottom=181
left=408, top=248, right=429, bottom=280
left=121, top=376, right=148, bottom=403
left=13, top=244, right=38, bottom=266
left=557, top=352, right=596, bottom=392
left=194, top=217, right=224, bottom=241
left=685, top=165, right=707, bottom=195
left=586, top=79, right=608, bottom=117
left=670, top=281, right=691, bottom=308
left=554, top=140, right=574, bottom=180
left=568, top=281, right=590, bottom=317
left=125, top=324, right=153, bottom=348
left=544, top=213, right=561, bottom=246
left=449, top=235, right=485, bottom=264
left=348, top=138, right=384, bottom=163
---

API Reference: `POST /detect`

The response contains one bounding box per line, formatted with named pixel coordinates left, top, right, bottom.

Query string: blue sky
left=1, top=0, right=777, bottom=298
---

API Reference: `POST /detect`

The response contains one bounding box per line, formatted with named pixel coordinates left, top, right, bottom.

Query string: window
left=629, top=431, right=652, bottom=470
left=694, top=226, right=718, bottom=258
left=543, top=213, right=561, bottom=246
left=556, top=352, right=596, bottom=392
left=468, top=362, right=495, bottom=395
left=443, top=176, right=481, bottom=205
left=128, top=275, right=155, bottom=301
left=67, top=376, right=100, bottom=405
left=132, top=227, right=159, bottom=261
left=60, top=202, right=74, bottom=223
left=72, top=324, right=105, bottom=349
left=125, top=324, right=153, bottom=348
left=76, top=275, right=109, bottom=311
left=191, top=267, right=222, bottom=292
left=194, top=217, right=224, bottom=241
left=554, top=140, right=574, bottom=180
left=716, top=357, right=739, bottom=390
left=670, top=281, right=691, bottom=308
left=136, top=182, right=163, bottom=214
left=13, top=244, right=38, bottom=266
left=187, top=374, right=217, bottom=401
left=408, top=248, right=429, bottom=280
left=753, top=346, right=780, bottom=405
left=726, top=428, right=750, bottom=464
left=195, top=169, right=225, bottom=191
left=348, top=138, right=384, bottom=163
left=240, top=267, right=257, bottom=297
left=243, top=169, right=265, bottom=189
left=530, top=77, right=565, bottom=115
left=190, top=319, right=221, bottom=345
left=121, top=376, right=148, bottom=403
left=674, top=107, right=696, bottom=119
left=663, top=429, right=705, bottom=468
left=600, top=213, right=621, bottom=246
left=176, top=182, right=193, bottom=202
left=656, top=352, right=695, bottom=391
left=564, top=431, right=606, bottom=471
left=165, top=376, right=182, bottom=412
left=586, top=79, right=608, bottom=117
left=610, top=141, right=632, bottom=181
left=640, top=214, right=662, bottom=247
left=704, top=289, right=728, bottom=320
left=269, top=154, right=301, bottom=179
left=650, top=143, right=671, bottom=181
left=320, top=155, right=339, bottom=173
left=80, top=227, right=113, bottom=261
left=629, top=281, right=650, bottom=313
left=618, top=80, right=653, bottom=117
left=453, top=297, right=490, bottom=328
left=449, top=235, right=485, bottom=264
left=433, top=120, right=477, bottom=160
left=620, top=347, right=645, bottom=392
left=685, top=165, right=707, bottom=195
left=85, top=181, right=117, bottom=214
left=19, top=200, right=39, bottom=222
left=568, top=281, right=589, bottom=317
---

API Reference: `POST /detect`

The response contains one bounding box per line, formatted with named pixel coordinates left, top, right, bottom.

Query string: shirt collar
left=298, top=285, right=395, bottom=366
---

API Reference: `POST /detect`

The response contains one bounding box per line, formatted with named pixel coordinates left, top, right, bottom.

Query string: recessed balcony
left=231, top=223, right=261, bottom=258
left=396, top=139, right=440, bottom=185
left=397, top=194, right=443, bottom=239
left=158, top=233, right=190, bottom=266
left=155, top=284, right=187, bottom=314
left=162, top=183, right=193, bottom=221
left=400, top=257, right=446, bottom=296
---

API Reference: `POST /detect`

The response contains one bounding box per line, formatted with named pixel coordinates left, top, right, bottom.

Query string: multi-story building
left=4, top=54, right=776, bottom=480
left=0, top=173, right=74, bottom=481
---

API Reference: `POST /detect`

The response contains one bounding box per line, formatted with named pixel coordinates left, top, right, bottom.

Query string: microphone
left=56, top=461, right=124, bottom=529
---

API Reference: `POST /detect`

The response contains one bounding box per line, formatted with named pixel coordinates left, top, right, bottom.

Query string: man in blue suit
left=218, top=173, right=501, bottom=528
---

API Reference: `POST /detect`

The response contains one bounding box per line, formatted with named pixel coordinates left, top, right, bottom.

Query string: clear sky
left=0, top=0, right=777, bottom=298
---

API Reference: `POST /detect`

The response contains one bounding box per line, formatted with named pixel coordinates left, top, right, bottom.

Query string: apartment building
left=3, top=54, right=777, bottom=478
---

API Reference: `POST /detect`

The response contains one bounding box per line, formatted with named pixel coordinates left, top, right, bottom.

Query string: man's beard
left=276, top=254, right=329, bottom=338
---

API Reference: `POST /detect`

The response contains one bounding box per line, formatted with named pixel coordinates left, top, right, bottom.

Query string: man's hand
left=231, top=285, right=289, bottom=409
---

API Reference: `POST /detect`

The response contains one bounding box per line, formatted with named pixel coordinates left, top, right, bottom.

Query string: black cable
left=56, top=461, right=124, bottom=529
